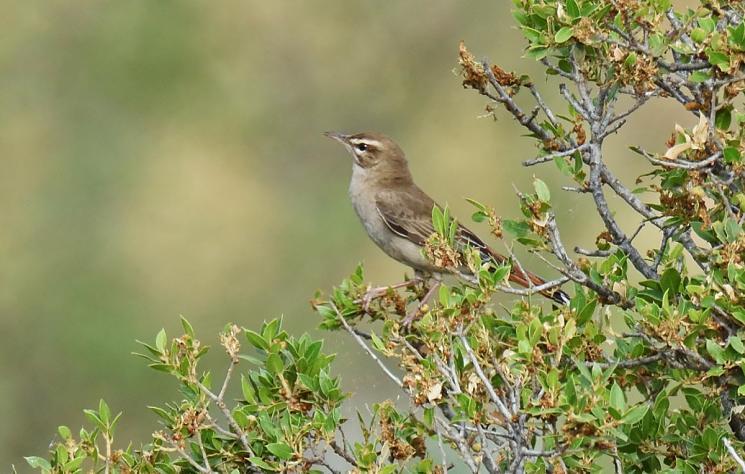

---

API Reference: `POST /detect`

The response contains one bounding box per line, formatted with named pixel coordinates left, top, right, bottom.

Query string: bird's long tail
left=483, top=247, right=571, bottom=306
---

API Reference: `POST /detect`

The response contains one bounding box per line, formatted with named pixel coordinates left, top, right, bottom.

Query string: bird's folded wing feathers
left=374, top=188, right=569, bottom=305
left=374, top=188, right=492, bottom=256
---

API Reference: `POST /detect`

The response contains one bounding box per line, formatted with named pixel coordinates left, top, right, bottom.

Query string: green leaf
left=423, top=407, right=434, bottom=427
left=98, top=399, right=110, bottom=426
left=691, top=27, right=707, bottom=43
left=707, top=50, right=730, bottom=71
left=731, top=23, right=745, bottom=48
left=63, top=455, right=85, bottom=471
left=698, top=17, right=716, bottom=33
left=492, top=265, right=511, bottom=284
left=249, top=457, right=278, bottom=471
left=554, top=26, right=574, bottom=44
left=262, top=319, right=281, bottom=342
left=266, top=442, right=294, bottom=461
left=370, top=332, right=386, bottom=352
left=526, top=46, right=550, bottom=60
left=660, top=268, right=681, bottom=294
left=689, top=71, right=711, bottom=83
left=471, top=211, right=487, bottom=223
left=155, top=328, right=167, bottom=352
left=563, top=318, right=576, bottom=340
left=83, top=409, right=105, bottom=431
left=725, top=218, right=742, bottom=242
left=503, top=219, right=530, bottom=238
left=621, top=404, right=649, bottom=425
left=553, top=155, right=573, bottom=176
left=58, top=425, right=72, bottom=440
left=724, top=147, right=741, bottom=163
left=730, top=336, right=745, bottom=354
left=432, top=206, right=444, bottom=236
left=624, top=52, right=637, bottom=67
left=521, top=27, right=543, bottom=44
left=465, top=197, right=487, bottom=212
left=241, top=375, right=257, bottom=403
left=266, top=353, right=284, bottom=374
left=25, top=457, right=52, bottom=470
left=148, top=405, right=172, bottom=422
left=533, top=178, right=551, bottom=202
left=528, top=317, right=542, bottom=346
left=245, top=329, right=269, bottom=350
left=706, top=339, right=726, bottom=364
left=447, top=218, right=458, bottom=245
left=715, top=107, right=732, bottom=130
left=180, top=316, right=194, bottom=337
left=566, top=0, right=580, bottom=18
left=609, top=383, right=625, bottom=412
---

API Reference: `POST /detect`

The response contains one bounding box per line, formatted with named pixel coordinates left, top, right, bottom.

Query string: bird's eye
left=355, top=143, right=368, bottom=152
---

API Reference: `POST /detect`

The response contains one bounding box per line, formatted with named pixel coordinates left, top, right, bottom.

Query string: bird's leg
left=357, top=278, right=422, bottom=312
left=402, top=274, right=441, bottom=327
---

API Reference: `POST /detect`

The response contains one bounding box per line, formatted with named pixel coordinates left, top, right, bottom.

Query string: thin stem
left=523, top=144, right=588, bottom=167
left=724, top=437, right=745, bottom=471
left=195, top=380, right=254, bottom=456
left=331, top=303, right=403, bottom=388
left=196, top=429, right=212, bottom=473
left=458, top=329, right=513, bottom=422
left=104, top=434, right=112, bottom=474
left=174, top=444, right=212, bottom=473
left=497, top=276, right=570, bottom=297
left=329, top=440, right=358, bottom=468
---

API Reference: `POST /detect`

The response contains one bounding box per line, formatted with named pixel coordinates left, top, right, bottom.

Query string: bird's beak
left=323, top=131, right=350, bottom=144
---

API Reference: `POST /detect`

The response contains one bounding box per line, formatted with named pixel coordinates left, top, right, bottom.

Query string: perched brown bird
left=325, top=131, right=569, bottom=321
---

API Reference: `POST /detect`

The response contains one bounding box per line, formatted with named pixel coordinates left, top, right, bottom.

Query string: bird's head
left=324, top=131, right=412, bottom=182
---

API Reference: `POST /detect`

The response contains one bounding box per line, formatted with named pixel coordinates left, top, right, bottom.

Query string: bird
left=324, top=131, right=570, bottom=323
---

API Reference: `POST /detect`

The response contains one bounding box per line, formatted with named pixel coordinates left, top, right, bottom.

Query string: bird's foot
left=357, top=278, right=422, bottom=313
left=361, top=285, right=380, bottom=312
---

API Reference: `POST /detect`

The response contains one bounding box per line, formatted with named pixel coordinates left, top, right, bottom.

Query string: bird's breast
left=348, top=174, right=439, bottom=272
left=348, top=176, right=389, bottom=247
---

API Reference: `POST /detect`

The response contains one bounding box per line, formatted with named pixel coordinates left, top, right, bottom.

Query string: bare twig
left=587, top=144, right=658, bottom=279
left=104, top=434, right=112, bottom=474
left=435, top=420, right=449, bottom=473
left=174, top=444, right=212, bottom=473
left=458, top=328, right=514, bottom=421
left=632, top=146, right=722, bottom=170
left=724, top=437, right=745, bottom=472
left=523, top=144, right=588, bottom=167
left=331, top=302, right=403, bottom=388
left=575, top=246, right=612, bottom=258
left=482, top=61, right=557, bottom=144
left=527, top=82, right=560, bottom=126
left=560, top=83, right=590, bottom=119
left=195, top=380, right=254, bottom=456
left=497, top=276, right=570, bottom=297
left=590, top=353, right=664, bottom=369
left=196, top=429, right=212, bottom=473
left=329, top=440, right=358, bottom=468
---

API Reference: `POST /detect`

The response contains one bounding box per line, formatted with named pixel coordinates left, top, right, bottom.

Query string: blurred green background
left=0, top=0, right=688, bottom=468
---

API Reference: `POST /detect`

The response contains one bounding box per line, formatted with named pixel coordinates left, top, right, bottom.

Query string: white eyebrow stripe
left=349, top=138, right=383, bottom=148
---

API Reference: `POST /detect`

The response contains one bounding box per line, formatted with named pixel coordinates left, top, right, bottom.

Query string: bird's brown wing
left=374, top=186, right=491, bottom=255
left=375, top=186, right=570, bottom=305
